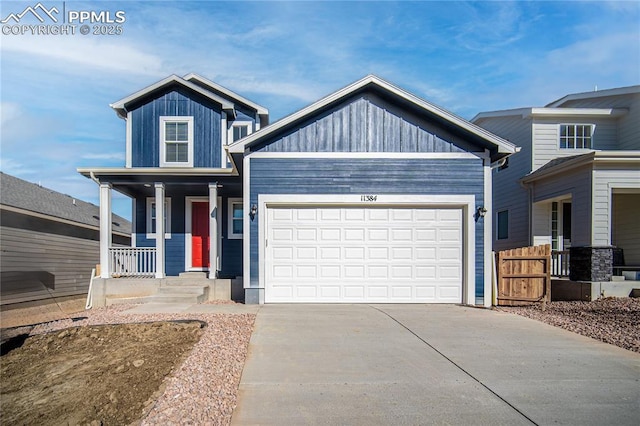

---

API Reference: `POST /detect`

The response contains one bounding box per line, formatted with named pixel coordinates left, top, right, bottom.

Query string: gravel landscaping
left=1, top=304, right=256, bottom=425
left=497, top=297, right=640, bottom=353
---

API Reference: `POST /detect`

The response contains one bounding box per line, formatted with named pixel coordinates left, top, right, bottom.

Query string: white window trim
left=496, top=209, right=508, bottom=240
left=558, top=123, right=595, bottom=150
left=225, top=121, right=253, bottom=168
left=146, top=197, right=172, bottom=239
left=228, top=120, right=253, bottom=143
left=159, top=116, right=194, bottom=167
left=228, top=197, right=243, bottom=239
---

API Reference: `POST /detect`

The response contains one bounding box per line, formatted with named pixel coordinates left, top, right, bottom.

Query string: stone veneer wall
left=569, top=246, right=615, bottom=282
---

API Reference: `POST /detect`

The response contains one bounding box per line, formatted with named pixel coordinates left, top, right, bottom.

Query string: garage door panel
left=368, top=229, right=389, bottom=241
left=320, top=247, right=340, bottom=259
left=368, top=265, right=388, bottom=278
left=345, top=247, right=365, bottom=259
left=320, top=265, right=340, bottom=278
left=266, top=206, right=463, bottom=303
left=321, top=229, right=340, bottom=241
left=272, top=228, right=294, bottom=241
left=296, top=209, right=317, bottom=221
left=344, top=228, right=365, bottom=241
left=344, top=286, right=365, bottom=298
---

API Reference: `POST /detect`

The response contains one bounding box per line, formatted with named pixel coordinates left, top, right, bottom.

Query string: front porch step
left=157, top=285, right=207, bottom=295
left=178, top=272, right=208, bottom=278
left=163, top=277, right=213, bottom=286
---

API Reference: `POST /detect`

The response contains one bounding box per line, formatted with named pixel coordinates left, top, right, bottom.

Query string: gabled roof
left=228, top=75, right=517, bottom=161
left=109, top=74, right=235, bottom=119
left=546, top=85, right=640, bottom=108
left=0, top=172, right=131, bottom=235
left=183, top=73, right=269, bottom=116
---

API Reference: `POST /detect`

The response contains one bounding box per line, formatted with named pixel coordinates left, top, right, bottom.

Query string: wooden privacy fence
left=496, top=244, right=551, bottom=307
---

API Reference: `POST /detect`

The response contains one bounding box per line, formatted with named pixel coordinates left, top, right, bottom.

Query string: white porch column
left=209, top=182, right=218, bottom=279
left=99, top=183, right=112, bottom=278
left=155, top=182, right=166, bottom=279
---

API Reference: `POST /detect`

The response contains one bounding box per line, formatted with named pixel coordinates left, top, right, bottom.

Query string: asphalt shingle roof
left=0, top=172, right=131, bottom=234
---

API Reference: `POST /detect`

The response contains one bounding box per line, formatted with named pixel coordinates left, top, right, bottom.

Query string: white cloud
left=81, top=152, right=126, bottom=161
left=1, top=35, right=165, bottom=76
left=0, top=102, right=22, bottom=125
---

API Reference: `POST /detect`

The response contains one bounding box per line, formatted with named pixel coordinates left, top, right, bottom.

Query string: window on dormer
left=160, top=116, right=193, bottom=167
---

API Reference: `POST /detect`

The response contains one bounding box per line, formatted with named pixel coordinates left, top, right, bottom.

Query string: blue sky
left=1, top=0, right=639, bottom=220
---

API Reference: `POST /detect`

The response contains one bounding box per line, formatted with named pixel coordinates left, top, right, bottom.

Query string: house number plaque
left=360, top=195, right=378, bottom=202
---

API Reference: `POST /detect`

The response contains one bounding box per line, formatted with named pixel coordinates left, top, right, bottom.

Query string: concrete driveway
left=232, top=304, right=639, bottom=425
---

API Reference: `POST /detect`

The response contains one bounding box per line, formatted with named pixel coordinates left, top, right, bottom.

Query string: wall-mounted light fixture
left=249, top=204, right=258, bottom=220
left=476, top=206, right=487, bottom=218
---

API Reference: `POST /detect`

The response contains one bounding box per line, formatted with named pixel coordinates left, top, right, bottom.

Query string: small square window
left=228, top=198, right=243, bottom=239
left=497, top=210, right=508, bottom=240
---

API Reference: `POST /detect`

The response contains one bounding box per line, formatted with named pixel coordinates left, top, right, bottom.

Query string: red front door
left=192, top=202, right=210, bottom=268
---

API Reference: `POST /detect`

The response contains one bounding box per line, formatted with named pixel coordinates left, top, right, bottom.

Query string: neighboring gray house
left=473, top=86, right=640, bottom=283
left=0, top=172, right=131, bottom=306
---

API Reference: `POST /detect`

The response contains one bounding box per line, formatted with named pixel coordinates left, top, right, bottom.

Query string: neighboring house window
left=146, top=198, right=172, bottom=239
left=228, top=198, right=243, bottom=239
left=160, top=116, right=193, bottom=167
left=559, top=124, right=592, bottom=149
left=497, top=210, right=508, bottom=240
left=551, top=202, right=559, bottom=250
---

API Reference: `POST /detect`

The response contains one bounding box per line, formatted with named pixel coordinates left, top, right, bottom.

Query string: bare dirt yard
left=497, top=297, right=640, bottom=353
left=1, top=304, right=255, bottom=425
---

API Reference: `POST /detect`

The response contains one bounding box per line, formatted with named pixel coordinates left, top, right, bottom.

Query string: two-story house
left=473, top=86, right=640, bottom=287
left=80, top=74, right=517, bottom=306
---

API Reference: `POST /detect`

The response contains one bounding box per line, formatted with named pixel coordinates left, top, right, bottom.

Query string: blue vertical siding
left=256, top=95, right=469, bottom=154
left=130, top=88, right=222, bottom=168
left=249, top=157, right=485, bottom=296
left=134, top=190, right=242, bottom=277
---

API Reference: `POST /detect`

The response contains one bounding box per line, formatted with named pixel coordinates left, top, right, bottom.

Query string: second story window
left=228, top=121, right=252, bottom=143
left=559, top=124, right=593, bottom=149
left=160, top=116, right=193, bottom=167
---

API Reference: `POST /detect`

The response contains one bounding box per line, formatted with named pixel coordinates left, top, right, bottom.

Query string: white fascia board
left=247, top=151, right=481, bottom=159
left=77, top=167, right=238, bottom=177
left=183, top=73, right=269, bottom=116
left=109, top=75, right=234, bottom=113
left=527, top=108, right=628, bottom=118
left=546, top=85, right=640, bottom=107
left=229, top=75, right=517, bottom=155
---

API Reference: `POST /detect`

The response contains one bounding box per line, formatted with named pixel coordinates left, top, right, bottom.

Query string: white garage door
left=265, top=206, right=463, bottom=303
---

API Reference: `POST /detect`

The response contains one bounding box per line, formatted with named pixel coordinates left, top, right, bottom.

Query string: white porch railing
left=552, top=250, right=570, bottom=278
left=109, top=247, right=156, bottom=278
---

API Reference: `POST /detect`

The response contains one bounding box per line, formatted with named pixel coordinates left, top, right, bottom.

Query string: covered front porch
left=78, top=168, right=245, bottom=302
left=524, top=152, right=640, bottom=289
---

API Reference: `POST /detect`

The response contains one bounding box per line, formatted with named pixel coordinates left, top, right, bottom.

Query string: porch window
left=497, top=210, right=508, bottom=240
left=559, top=124, right=592, bottom=149
left=228, top=198, right=243, bottom=239
left=146, top=198, right=172, bottom=239
left=160, top=116, right=193, bottom=167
